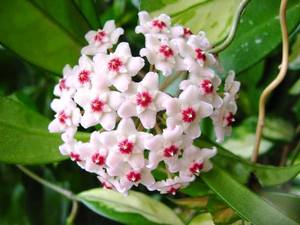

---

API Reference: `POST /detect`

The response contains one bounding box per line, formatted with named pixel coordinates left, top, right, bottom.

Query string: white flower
left=111, top=167, right=155, bottom=194
left=166, top=86, right=213, bottom=138
left=135, top=11, right=171, bottom=38
left=118, top=72, right=170, bottom=128
left=71, top=55, right=94, bottom=89
left=81, top=20, right=124, bottom=55
left=154, top=176, right=194, bottom=195
left=179, top=146, right=217, bottom=177
left=145, top=126, right=192, bottom=172
left=54, top=65, right=75, bottom=98
left=175, top=33, right=216, bottom=73
left=211, top=93, right=238, bottom=143
left=180, top=72, right=223, bottom=108
left=224, top=70, right=240, bottom=97
left=99, top=119, right=151, bottom=176
left=74, top=87, right=122, bottom=130
left=140, top=34, right=185, bottom=76
left=93, top=42, right=145, bottom=92
left=171, top=25, right=193, bottom=40
left=48, top=97, right=81, bottom=134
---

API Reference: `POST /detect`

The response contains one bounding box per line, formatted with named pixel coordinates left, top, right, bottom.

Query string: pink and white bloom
left=154, top=176, right=194, bottom=195
left=82, top=20, right=124, bottom=55
left=135, top=11, right=171, bottom=38
left=93, top=42, right=144, bottom=92
left=179, top=146, right=217, bottom=177
left=176, top=33, right=216, bottom=73
left=54, top=65, right=75, bottom=97
left=145, top=126, right=192, bottom=172
left=180, top=72, right=223, bottom=108
left=74, top=88, right=122, bottom=130
left=224, top=70, right=240, bottom=97
left=71, top=55, right=94, bottom=89
left=118, top=72, right=170, bottom=128
left=48, top=97, right=81, bottom=134
left=171, top=25, right=193, bottom=40
left=140, top=35, right=185, bottom=76
left=166, top=86, right=213, bottom=138
left=100, top=119, right=151, bottom=175
left=211, top=93, right=238, bottom=143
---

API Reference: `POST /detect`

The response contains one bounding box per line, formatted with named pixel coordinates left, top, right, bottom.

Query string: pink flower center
left=118, top=139, right=134, bottom=154
left=136, top=91, right=152, bottom=108
left=159, top=45, right=174, bottom=58
left=225, top=112, right=235, bottom=126
left=195, top=48, right=206, bottom=61
left=101, top=181, right=112, bottom=189
left=200, top=79, right=213, bottom=94
left=163, top=145, right=178, bottom=157
left=152, top=19, right=166, bottom=30
left=183, top=27, right=192, bottom=37
left=182, top=107, right=196, bottom=123
left=78, top=70, right=90, bottom=84
left=91, top=98, right=104, bottom=112
left=108, top=57, right=123, bottom=72
left=92, top=153, right=105, bottom=166
left=189, top=162, right=204, bottom=174
left=94, top=31, right=106, bottom=42
left=127, top=171, right=141, bottom=182
left=58, top=111, right=68, bottom=124
left=167, top=187, right=178, bottom=195
left=59, top=79, right=68, bottom=91
left=70, top=152, right=81, bottom=162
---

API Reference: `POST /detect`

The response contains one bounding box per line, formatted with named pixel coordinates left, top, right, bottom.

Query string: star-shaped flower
left=140, top=34, right=185, bottom=76
left=118, top=72, right=171, bottom=129
left=166, top=86, right=213, bottom=138
left=93, top=42, right=144, bottom=92
left=81, top=20, right=124, bottom=55
left=74, top=87, right=122, bottom=130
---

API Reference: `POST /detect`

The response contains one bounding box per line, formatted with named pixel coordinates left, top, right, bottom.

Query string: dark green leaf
left=0, top=0, right=82, bottom=74
left=220, top=0, right=300, bottom=73
left=0, top=96, right=88, bottom=164
left=31, top=0, right=90, bottom=43
left=73, top=0, right=99, bottom=29
left=140, top=0, right=242, bottom=44
left=261, top=191, right=300, bottom=222
left=194, top=138, right=300, bottom=187
left=78, top=188, right=184, bottom=225
left=289, top=33, right=300, bottom=70
left=201, top=166, right=298, bottom=225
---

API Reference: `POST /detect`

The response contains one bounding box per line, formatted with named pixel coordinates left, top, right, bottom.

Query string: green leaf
left=261, top=191, right=300, bottom=222
left=201, top=166, right=298, bottom=225
left=188, top=213, right=215, bottom=225
left=140, top=0, right=242, bottom=44
left=220, top=0, right=300, bottom=73
left=289, top=33, right=300, bottom=70
left=73, top=0, right=99, bottom=29
left=78, top=188, right=184, bottom=225
left=0, top=96, right=88, bottom=164
left=0, top=0, right=82, bottom=74
left=194, top=138, right=300, bottom=187
left=222, top=117, right=273, bottom=158
left=0, top=96, right=65, bottom=164
left=289, top=78, right=300, bottom=95
left=31, top=0, right=90, bottom=43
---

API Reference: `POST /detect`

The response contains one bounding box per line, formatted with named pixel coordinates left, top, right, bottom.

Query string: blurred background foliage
left=0, top=0, right=300, bottom=225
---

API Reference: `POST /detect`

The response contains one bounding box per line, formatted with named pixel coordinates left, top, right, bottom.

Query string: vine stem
left=252, top=0, right=289, bottom=163
left=17, top=165, right=78, bottom=201
left=209, top=0, right=250, bottom=54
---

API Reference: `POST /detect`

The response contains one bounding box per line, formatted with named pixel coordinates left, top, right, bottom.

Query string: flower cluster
left=49, top=12, right=240, bottom=195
